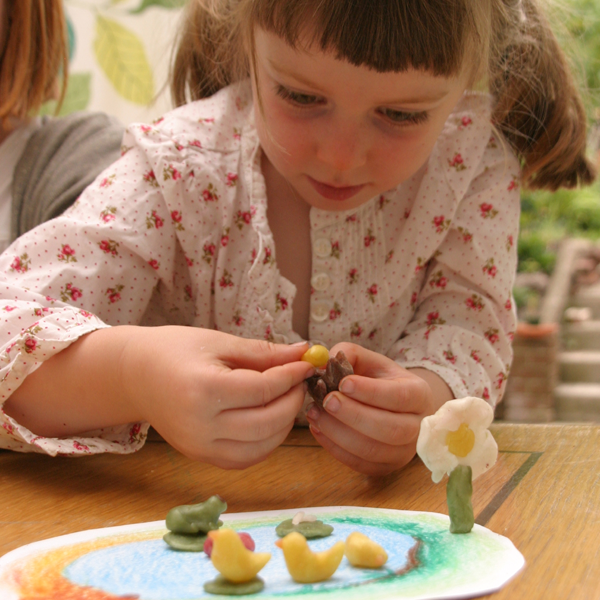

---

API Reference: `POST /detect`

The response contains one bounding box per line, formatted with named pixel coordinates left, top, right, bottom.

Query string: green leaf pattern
left=94, top=14, right=154, bottom=106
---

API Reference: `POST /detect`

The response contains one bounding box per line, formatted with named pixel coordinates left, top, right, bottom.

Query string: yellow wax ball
left=301, top=344, right=329, bottom=368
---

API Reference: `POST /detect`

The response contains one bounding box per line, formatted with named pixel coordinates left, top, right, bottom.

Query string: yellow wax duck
left=207, top=528, right=271, bottom=583
left=345, top=531, right=388, bottom=568
left=276, top=531, right=345, bottom=583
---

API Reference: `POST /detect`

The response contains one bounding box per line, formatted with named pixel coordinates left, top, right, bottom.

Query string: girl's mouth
left=307, top=176, right=366, bottom=201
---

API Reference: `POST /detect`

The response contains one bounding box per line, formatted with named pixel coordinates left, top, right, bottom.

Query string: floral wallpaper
left=44, top=0, right=186, bottom=125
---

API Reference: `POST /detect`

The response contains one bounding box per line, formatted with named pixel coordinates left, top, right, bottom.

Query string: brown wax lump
left=163, top=495, right=227, bottom=551
left=305, top=350, right=353, bottom=407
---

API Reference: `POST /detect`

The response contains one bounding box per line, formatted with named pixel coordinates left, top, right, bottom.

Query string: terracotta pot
left=516, top=321, right=558, bottom=338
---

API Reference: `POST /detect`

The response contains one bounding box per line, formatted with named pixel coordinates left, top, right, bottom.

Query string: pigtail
left=170, top=0, right=248, bottom=106
left=489, top=0, right=596, bottom=191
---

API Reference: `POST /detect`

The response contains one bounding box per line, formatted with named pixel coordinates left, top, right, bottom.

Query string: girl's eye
left=275, top=85, right=323, bottom=107
left=380, top=108, right=429, bottom=126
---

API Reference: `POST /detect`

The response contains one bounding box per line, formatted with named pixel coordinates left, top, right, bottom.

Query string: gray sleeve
left=11, top=112, right=125, bottom=241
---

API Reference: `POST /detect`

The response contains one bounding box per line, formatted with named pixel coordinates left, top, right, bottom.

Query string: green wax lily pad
left=204, top=575, right=264, bottom=595
left=275, top=518, right=333, bottom=538
left=163, top=531, right=207, bottom=551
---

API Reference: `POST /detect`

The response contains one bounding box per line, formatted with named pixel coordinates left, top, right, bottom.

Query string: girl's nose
left=315, top=121, right=367, bottom=173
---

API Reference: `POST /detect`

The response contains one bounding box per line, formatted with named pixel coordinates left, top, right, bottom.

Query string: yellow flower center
left=446, top=423, right=475, bottom=457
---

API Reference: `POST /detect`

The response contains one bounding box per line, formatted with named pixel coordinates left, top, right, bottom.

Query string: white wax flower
left=292, top=511, right=317, bottom=526
left=416, top=397, right=498, bottom=483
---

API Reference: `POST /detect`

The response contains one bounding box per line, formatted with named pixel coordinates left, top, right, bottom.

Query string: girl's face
left=252, top=28, right=470, bottom=212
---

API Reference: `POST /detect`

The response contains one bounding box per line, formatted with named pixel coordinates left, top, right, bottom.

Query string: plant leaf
left=39, top=72, right=92, bottom=116
left=130, top=0, right=187, bottom=14
left=93, top=14, right=154, bottom=105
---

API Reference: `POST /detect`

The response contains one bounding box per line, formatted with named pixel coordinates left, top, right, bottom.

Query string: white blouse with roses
left=0, top=80, right=520, bottom=456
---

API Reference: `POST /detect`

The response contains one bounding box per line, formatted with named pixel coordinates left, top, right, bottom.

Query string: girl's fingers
left=308, top=425, right=403, bottom=476
left=207, top=360, right=314, bottom=410
left=336, top=375, right=430, bottom=414
left=217, top=382, right=306, bottom=442
left=209, top=331, right=310, bottom=371
left=307, top=401, right=420, bottom=459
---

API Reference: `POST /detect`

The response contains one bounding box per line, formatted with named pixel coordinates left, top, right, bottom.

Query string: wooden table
left=0, top=423, right=598, bottom=599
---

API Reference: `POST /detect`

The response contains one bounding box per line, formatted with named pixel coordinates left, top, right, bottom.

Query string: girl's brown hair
left=171, top=0, right=595, bottom=191
left=0, top=0, right=69, bottom=130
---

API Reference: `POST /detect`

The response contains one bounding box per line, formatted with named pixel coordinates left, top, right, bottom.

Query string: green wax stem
left=447, top=465, right=474, bottom=534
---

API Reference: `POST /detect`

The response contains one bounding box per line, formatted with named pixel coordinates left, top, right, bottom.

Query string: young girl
left=0, top=0, right=594, bottom=475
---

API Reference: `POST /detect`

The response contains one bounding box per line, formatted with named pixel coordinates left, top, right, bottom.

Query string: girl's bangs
left=250, top=0, right=475, bottom=76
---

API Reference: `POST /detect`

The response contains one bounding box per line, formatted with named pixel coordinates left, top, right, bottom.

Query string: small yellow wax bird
left=345, top=531, right=388, bottom=568
left=208, top=529, right=271, bottom=583
left=275, top=531, right=345, bottom=583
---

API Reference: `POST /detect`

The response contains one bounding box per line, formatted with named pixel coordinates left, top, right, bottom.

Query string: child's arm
left=306, top=343, right=452, bottom=475
left=4, top=327, right=313, bottom=469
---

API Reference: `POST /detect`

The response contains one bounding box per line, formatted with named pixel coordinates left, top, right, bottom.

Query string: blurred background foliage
left=518, top=0, right=600, bottom=276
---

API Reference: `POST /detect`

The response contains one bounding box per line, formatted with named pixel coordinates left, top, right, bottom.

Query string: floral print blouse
left=0, top=81, right=520, bottom=456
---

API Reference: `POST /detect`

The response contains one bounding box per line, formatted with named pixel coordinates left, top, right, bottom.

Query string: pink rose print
left=185, top=255, right=194, bottom=267
left=10, top=253, right=31, bottom=273
left=458, top=115, right=472, bottom=129
left=385, top=250, right=394, bottom=264
left=120, top=144, right=132, bottom=156
left=152, top=117, right=164, bottom=125
left=487, top=135, right=498, bottom=149
left=73, top=441, right=90, bottom=452
left=220, top=227, right=230, bottom=247
left=140, top=125, right=153, bottom=134
left=368, top=328, right=378, bottom=341
left=457, top=226, right=473, bottom=243
left=505, top=297, right=512, bottom=311
left=106, top=284, right=124, bottom=303
left=264, top=325, right=274, bottom=342
left=143, top=170, right=159, bottom=188
left=348, top=268, right=359, bottom=284
left=171, top=210, right=185, bottom=231
left=470, top=350, right=481, bottom=363
left=219, top=269, right=234, bottom=288
left=483, top=258, right=497, bottom=278
left=466, top=294, right=484, bottom=311
left=378, top=195, right=390, bottom=210
left=366, top=284, right=378, bottom=303
left=508, top=177, right=519, bottom=191
left=479, top=202, right=498, bottom=219
left=146, top=210, right=164, bottom=229
left=226, top=173, right=238, bottom=187
left=57, top=244, right=77, bottom=263
left=485, top=328, right=500, bottom=344
left=235, top=208, right=254, bottom=229
left=235, top=96, right=248, bottom=111
left=202, top=182, right=220, bottom=202
left=100, top=206, right=117, bottom=222
left=410, top=291, right=418, bottom=307
left=148, top=259, right=160, bottom=270
left=129, top=423, right=144, bottom=444
left=364, top=229, right=376, bottom=247
left=415, top=257, right=427, bottom=273
left=99, top=174, right=115, bottom=188
left=200, top=117, right=215, bottom=124
left=443, top=349, right=457, bottom=364
left=496, top=371, right=507, bottom=390
left=189, top=139, right=202, bottom=148
left=61, top=283, right=83, bottom=302
left=98, top=239, right=119, bottom=257
left=448, top=153, right=466, bottom=171
left=33, top=307, right=50, bottom=317
left=346, top=214, right=357, bottom=223
left=432, top=215, right=451, bottom=234
left=275, top=293, right=288, bottom=312
left=482, top=387, right=490, bottom=401
left=232, top=311, right=244, bottom=326
left=202, top=243, right=216, bottom=264
left=2, top=305, right=17, bottom=312
left=351, top=322, right=363, bottom=338
left=23, top=336, right=37, bottom=354
left=429, top=270, right=448, bottom=289
left=506, top=235, right=514, bottom=252
left=424, top=311, right=446, bottom=340
left=329, top=302, right=342, bottom=320
left=79, top=310, right=94, bottom=318
left=233, top=127, right=242, bottom=140
left=163, top=164, right=182, bottom=181
left=2, top=422, right=14, bottom=435
left=184, top=285, right=193, bottom=301
left=174, top=142, right=184, bottom=151
left=263, top=247, right=274, bottom=265
left=331, top=241, right=341, bottom=258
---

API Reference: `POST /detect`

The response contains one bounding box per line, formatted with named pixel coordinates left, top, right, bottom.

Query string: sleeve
left=389, top=135, right=520, bottom=407
left=0, top=121, right=191, bottom=456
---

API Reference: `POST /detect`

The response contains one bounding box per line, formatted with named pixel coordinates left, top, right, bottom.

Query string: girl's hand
left=122, top=327, right=313, bottom=469
left=305, top=342, right=452, bottom=476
